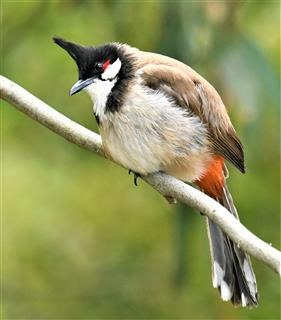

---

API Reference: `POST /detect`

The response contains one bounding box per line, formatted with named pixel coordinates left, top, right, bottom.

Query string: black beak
left=70, top=77, right=96, bottom=96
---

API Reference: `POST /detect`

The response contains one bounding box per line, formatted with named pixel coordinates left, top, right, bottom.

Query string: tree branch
left=1, top=75, right=280, bottom=275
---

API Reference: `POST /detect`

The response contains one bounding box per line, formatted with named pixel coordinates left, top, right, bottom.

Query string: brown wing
left=137, top=58, right=245, bottom=173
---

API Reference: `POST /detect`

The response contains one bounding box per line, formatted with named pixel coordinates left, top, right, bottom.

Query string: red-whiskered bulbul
left=53, top=37, right=258, bottom=307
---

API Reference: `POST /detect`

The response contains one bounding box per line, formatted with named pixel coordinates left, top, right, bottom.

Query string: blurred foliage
left=2, top=0, right=280, bottom=319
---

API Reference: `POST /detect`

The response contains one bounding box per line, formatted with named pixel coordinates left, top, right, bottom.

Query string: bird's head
left=53, top=37, right=125, bottom=96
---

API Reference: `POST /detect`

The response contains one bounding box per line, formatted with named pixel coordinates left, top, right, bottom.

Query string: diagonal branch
left=1, top=75, right=280, bottom=275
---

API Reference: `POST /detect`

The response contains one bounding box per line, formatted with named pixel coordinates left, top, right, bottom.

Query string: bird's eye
left=95, top=62, right=103, bottom=73
left=95, top=60, right=111, bottom=74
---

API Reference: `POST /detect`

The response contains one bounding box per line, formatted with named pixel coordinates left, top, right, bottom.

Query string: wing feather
left=138, top=61, right=245, bottom=172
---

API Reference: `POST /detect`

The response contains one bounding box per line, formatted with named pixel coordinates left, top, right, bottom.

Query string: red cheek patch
left=102, top=59, right=111, bottom=71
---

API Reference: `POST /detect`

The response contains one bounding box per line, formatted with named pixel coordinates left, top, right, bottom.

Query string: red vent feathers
left=195, top=156, right=225, bottom=198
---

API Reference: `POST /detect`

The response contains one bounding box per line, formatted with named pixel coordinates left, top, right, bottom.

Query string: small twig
left=1, top=75, right=280, bottom=275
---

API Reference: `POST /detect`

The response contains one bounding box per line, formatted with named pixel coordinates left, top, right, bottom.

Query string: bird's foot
left=164, top=195, right=177, bottom=204
left=128, top=170, right=141, bottom=186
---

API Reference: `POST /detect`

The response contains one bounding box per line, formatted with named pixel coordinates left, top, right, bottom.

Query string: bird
left=53, top=37, right=258, bottom=307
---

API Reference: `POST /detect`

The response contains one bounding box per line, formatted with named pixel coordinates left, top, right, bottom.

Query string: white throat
left=85, top=78, right=117, bottom=120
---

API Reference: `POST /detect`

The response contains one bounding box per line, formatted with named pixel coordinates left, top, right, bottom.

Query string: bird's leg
left=128, top=170, right=141, bottom=186
left=128, top=169, right=175, bottom=202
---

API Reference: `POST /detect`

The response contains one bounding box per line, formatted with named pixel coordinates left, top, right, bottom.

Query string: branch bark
left=1, top=75, right=280, bottom=275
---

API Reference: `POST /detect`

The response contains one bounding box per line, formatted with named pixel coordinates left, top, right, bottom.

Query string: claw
left=133, top=174, right=139, bottom=186
left=128, top=170, right=141, bottom=186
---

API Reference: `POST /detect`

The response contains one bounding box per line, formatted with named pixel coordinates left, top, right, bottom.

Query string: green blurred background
left=2, top=1, right=280, bottom=319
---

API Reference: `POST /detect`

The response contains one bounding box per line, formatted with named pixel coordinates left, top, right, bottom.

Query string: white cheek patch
left=102, top=58, right=122, bottom=80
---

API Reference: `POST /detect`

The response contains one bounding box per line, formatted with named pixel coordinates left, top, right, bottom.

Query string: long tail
left=196, top=157, right=258, bottom=307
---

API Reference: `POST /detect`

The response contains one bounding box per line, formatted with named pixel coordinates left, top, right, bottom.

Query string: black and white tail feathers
left=206, top=184, right=258, bottom=307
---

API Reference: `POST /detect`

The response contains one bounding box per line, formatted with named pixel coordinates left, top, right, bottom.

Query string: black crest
left=53, top=37, right=135, bottom=113
left=53, top=37, right=119, bottom=80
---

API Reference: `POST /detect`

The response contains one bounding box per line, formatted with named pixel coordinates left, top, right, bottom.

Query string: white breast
left=99, top=84, right=212, bottom=182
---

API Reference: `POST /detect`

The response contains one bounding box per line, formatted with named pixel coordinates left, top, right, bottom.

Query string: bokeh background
left=2, top=1, right=280, bottom=319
